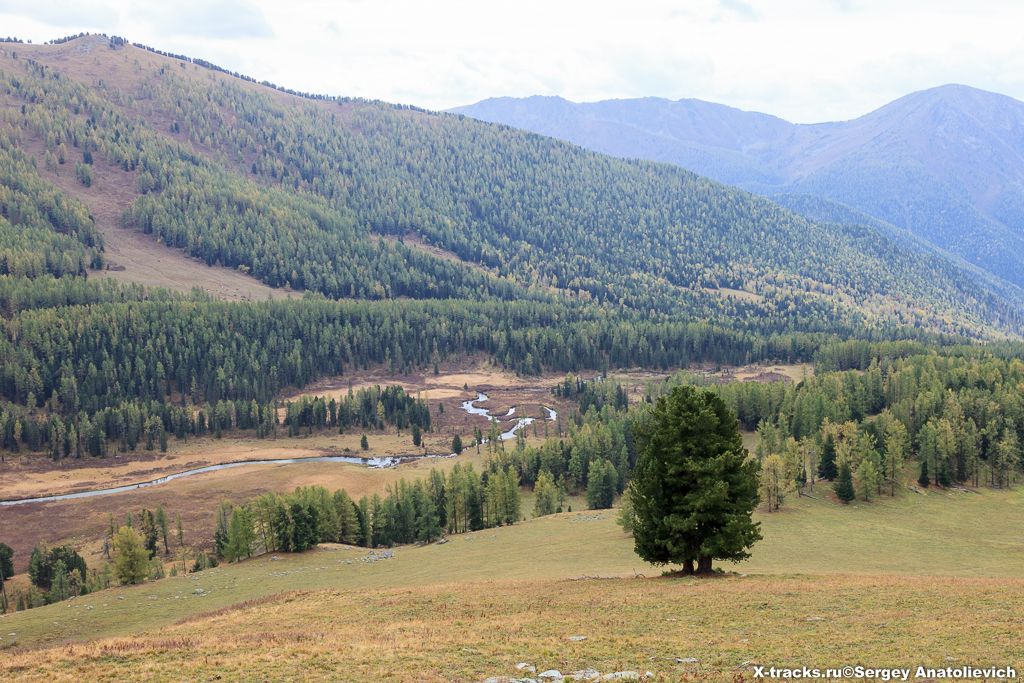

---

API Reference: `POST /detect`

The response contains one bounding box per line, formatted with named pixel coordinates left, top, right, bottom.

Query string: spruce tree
left=937, top=460, right=952, bottom=488
left=918, top=460, right=930, bottom=488
left=140, top=509, right=159, bottom=558
left=834, top=461, right=855, bottom=503
left=818, top=434, right=837, bottom=480
left=630, top=386, right=761, bottom=575
left=586, top=459, right=616, bottom=509
left=452, top=434, right=463, bottom=455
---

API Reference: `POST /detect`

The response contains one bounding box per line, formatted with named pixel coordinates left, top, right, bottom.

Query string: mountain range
left=453, top=85, right=1024, bottom=289
left=0, top=36, right=1021, bottom=340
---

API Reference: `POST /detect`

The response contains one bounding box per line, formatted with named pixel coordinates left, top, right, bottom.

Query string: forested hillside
left=0, top=35, right=1022, bottom=457
left=455, top=87, right=1024, bottom=290
left=0, top=36, right=1021, bottom=332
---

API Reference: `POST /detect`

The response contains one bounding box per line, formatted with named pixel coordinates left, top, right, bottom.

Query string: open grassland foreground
left=3, top=490, right=1024, bottom=681
left=4, top=575, right=1023, bottom=682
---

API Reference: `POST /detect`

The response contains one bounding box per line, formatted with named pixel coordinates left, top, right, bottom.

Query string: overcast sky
left=0, top=0, right=1020, bottom=122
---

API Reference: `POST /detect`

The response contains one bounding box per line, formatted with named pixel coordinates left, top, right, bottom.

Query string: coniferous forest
left=0, top=32, right=1022, bottom=605
left=1, top=35, right=1022, bottom=460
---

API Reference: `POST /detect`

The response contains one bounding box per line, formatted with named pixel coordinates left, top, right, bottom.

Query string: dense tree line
left=0, top=144, right=102, bottom=278
left=0, top=274, right=174, bottom=316
left=215, top=467, right=521, bottom=560
left=0, top=380, right=431, bottom=459
left=0, top=293, right=857, bottom=455
left=645, top=344, right=1024, bottom=501
left=281, top=385, right=431, bottom=435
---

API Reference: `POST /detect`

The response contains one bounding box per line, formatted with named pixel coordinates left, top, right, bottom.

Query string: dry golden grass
left=3, top=486, right=1024, bottom=657
left=3, top=574, right=1022, bottom=682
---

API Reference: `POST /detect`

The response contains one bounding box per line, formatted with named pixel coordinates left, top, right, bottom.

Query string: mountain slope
left=453, top=86, right=1024, bottom=289
left=0, top=36, right=1022, bottom=338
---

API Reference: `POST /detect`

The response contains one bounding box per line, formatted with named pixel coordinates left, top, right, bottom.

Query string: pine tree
left=630, top=386, right=761, bottom=574
left=451, top=434, right=463, bottom=455
left=834, top=461, right=855, bottom=503
left=360, top=434, right=369, bottom=450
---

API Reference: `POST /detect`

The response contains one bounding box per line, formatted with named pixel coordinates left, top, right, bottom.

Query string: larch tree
left=113, top=526, right=150, bottom=585
left=759, top=453, right=790, bottom=512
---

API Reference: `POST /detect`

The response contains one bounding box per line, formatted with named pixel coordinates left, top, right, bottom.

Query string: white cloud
left=0, top=0, right=1021, bottom=121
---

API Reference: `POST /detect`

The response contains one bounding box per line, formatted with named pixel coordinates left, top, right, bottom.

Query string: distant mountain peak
left=454, top=86, right=1024, bottom=290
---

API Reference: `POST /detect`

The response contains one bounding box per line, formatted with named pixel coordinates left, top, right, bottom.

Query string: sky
left=0, top=0, right=1021, bottom=122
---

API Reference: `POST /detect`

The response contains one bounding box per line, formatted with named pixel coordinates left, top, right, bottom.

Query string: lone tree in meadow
left=629, top=386, right=761, bottom=575
left=112, top=526, right=150, bottom=585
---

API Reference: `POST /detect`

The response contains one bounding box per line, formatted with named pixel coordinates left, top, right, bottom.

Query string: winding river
left=0, top=392, right=557, bottom=506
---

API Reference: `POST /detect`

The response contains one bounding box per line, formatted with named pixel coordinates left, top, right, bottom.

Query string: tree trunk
left=681, top=559, right=694, bottom=575
left=696, top=555, right=713, bottom=574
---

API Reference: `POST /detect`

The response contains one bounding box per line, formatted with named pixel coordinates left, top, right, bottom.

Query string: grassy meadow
left=2, top=485, right=1024, bottom=680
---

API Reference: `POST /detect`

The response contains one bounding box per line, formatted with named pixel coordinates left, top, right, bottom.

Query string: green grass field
left=2, top=484, right=1024, bottom=682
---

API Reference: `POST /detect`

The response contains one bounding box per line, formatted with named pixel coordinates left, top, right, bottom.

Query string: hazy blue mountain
left=453, top=85, right=1024, bottom=287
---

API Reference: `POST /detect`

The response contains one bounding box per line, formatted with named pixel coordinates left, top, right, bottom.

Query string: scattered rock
left=568, top=668, right=600, bottom=680
left=805, top=616, right=824, bottom=622
left=437, top=537, right=449, bottom=544
left=567, top=635, right=587, bottom=642
left=192, top=588, right=206, bottom=595
left=570, top=514, right=605, bottom=522
left=675, top=657, right=699, bottom=664
left=602, top=673, right=640, bottom=681
left=517, top=663, right=537, bottom=673
left=539, top=671, right=564, bottom=680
